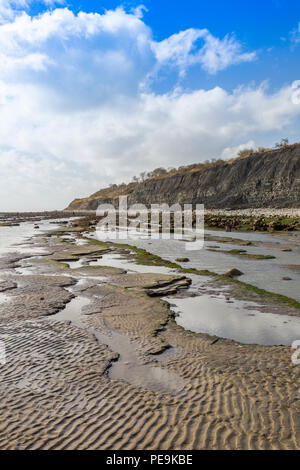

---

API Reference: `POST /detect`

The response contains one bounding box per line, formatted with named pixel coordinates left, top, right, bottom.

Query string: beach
left=0, top=215, right=299, bottom=450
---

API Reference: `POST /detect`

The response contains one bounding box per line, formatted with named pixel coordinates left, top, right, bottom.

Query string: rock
left=268, top=221, right=284, bottom=231
left=0, top=223, right=16, bottom=227
left=146, top=277, right=192, bottom=297
left=175, top=257, right=190, bottom=262
left=252, top=218, right=267, bottom=231
left=66, top=145, right=300, bottom=211
left=0, top=280, right=17, bottom=292
left=225, top=268, right=244, bottom=277
left=210, top=338, right=220, bottom=345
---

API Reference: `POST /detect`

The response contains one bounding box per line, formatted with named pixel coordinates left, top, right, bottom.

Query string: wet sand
left=0, top=218, right=299, bottom=450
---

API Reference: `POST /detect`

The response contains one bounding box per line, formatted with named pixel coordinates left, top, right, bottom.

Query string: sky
left=1, top=1, right=300, bottom=210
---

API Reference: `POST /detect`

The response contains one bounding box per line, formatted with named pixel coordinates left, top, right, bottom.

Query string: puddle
left=0, top=293, right=10, bottom=304
left=88, top=252, right=177, bottom=275
left=97, top=234, right=300, bottom=302
left=95, top=329, right=185, bottom=394
left=51, top=294, right=90, bottom=324
left=50, top=289, right=185, bottom=395
left=67, top=259, right=89, bottom=269
left=15, top=265, right=36, bottom=275
left=204, top=228, right=300, bottom=245
left=0, top=219, right=72, bottom=257
left=166, top=293, right=300, bottom=346
left=74, top=238, right=89, bottom=246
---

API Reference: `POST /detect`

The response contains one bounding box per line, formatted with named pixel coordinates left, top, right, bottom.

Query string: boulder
left=225, top=268, right=244, bottom=277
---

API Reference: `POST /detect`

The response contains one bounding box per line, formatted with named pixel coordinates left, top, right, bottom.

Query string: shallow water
left=0, top=293, right=10, bottom=304
left=66, top=250, right=177, bottom=275
left=92, top=230, right=300, bottom=302
left=95, top=329, right=185, bottom=394
left=15, top=266, right=37, bottom=275
left=167, top=293, right=300, bottom=346
left=0, top=219, right=70, bottom=256
left=51, top=289, right=185, bottom=395
left=52, top=229, right=300, bottom=347
left=204, top=228, right=299, bottom=244
left=67, top=259, right=89, bottom=269
left=51, top=294, right=90, bottom=324
left=3, top=219, right=300, bottom=352
left=88, top=252, right=176, bottom=275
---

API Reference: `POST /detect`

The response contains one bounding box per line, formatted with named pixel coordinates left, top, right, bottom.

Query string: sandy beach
left=0, top=216, right=299, bottom=450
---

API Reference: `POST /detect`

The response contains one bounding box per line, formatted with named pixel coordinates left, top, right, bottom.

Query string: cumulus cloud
left=0, top=5, right=299, bottom=210
left=0, top=7, right=156, bottom=108
left=220, top=141, right=256, bottom=160
left=0, top=7, right=255, bottom=103
left=1, top=78, right=300, bottom=210
left=0, top=0, right=63, bottom=24
left=0, top=0, right=27, bottom=23
left=152, top=28, right=256, bottom=76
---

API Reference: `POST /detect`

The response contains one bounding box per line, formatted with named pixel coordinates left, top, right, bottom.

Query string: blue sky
left=0, top=0, right=300, bottom=209
left=29, top=0, right=300, bottom=92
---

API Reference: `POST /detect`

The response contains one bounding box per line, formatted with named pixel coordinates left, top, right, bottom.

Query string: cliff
left=66, top=144, right=300, bottom=210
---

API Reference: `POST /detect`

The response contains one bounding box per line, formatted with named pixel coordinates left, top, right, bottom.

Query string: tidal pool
left=92, top=230, right=300, bottom=302
left=0, top=219, right=71, bottom=256
left=167, top=293, right=300, bottom=346
left=88, top=252, right=176, bottom=275
left=51, top=287, right=185, bottom=395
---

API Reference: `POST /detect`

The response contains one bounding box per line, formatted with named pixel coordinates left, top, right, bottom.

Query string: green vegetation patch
left=205, top=234, right=253, bottom=245
left=81, top=237, right=300, bottom=312
left=208, top=248, right=276, bottom=260
left=180, top=267, right=300, bottom=311
left=111, top=242, right=181, bottom=269
left=45, top=259, right=70, bottom=270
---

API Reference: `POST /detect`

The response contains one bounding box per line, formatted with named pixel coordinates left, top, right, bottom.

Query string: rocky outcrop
left=67, top=183, right=138, bottom=211
left=66, top=144, right=300, bottom=210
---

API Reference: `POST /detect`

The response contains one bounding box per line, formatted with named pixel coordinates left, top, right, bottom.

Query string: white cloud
left=1, top=78, right=300, bottom=210
left=0, top=7, right=155, bottom=108
left=220, top=141, right=256, bottom=160
left=0, top=5, right=298, bottom=210
left=131, top=4, right=148, bottom=19
left=290, top=22, right=300, bottom=44
left=0, top=0, right=27, bottom=23
left=0, top=0, right=64, bottom=24
left=152, top=28, right=256, bottom=76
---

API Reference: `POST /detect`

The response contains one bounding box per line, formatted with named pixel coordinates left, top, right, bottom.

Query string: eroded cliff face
left=66, top=145, right=300, bottom=210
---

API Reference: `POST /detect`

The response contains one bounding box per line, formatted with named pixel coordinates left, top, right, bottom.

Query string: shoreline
left=0, top=207, right=299, bottom=216
left=0, top=216, right=299, bottom=449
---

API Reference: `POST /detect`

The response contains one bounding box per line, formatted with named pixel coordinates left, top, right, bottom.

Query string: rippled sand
left=0, top=219, right=299, bottom=450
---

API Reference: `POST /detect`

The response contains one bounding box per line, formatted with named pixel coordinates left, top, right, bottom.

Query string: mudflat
left=0, top=217, right=299, bottom=450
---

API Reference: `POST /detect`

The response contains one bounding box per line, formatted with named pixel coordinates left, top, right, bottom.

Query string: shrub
left=275, top=138, right=289, bottom=149
left=237, top=148, right=254, bottom=159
